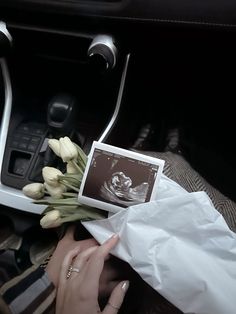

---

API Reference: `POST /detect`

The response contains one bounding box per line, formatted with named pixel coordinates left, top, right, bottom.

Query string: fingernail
left=121, top=281, right=129, bottom=293
left=111, top=233, right=119, bottom=239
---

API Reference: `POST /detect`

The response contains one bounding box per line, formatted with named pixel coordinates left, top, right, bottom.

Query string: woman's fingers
left=56, top=234, right=123, bottom=314
left=59, top=234, right=118, bottom=286
left=56, top=245, right=98, bottom=311
left=103, top=280, right=129, bottom=314
left=99, top=259, right=122, bottom=298
left=69, top=245, right=98, bottom=279
left=60, top=246, right=81, bottom=284
left=68, top=234, right=119, bottom=298
left=99, top=280, right=120, bottom=299
left=88, top=234, right=119, bottom=282
left=96, top=234, right=119, bottom=258
left=56, top=246, right=81, bottom=313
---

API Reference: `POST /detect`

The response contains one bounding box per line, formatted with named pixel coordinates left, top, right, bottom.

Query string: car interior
left=0, top=0, right=236, bottom=312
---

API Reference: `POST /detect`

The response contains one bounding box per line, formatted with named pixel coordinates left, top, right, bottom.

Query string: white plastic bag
left=83, top=175, right=236, bottom=314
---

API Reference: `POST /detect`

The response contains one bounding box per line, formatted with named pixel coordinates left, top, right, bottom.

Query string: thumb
left=103, top=280, right=129, bottom=314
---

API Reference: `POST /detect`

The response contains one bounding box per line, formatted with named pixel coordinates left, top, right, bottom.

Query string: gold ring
left=108, top=302, right=120, bottom=310
left=66, top=265, right=73, bottom=279
left=66, top=265, right=80, bottom=279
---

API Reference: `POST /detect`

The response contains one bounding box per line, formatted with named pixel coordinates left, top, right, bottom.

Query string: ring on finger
left=71, top=266, right=80, bottom=274
left=66, top=265, right=73, bottom=279
left=66, top=265, right=80, bottom=279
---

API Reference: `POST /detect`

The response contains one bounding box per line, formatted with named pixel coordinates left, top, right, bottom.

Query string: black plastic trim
left=1, top=0, right=236, bottom=29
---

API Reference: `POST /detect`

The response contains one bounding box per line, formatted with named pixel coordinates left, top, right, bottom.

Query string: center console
left=0, top=22, right=130, bottom=214
left=0, top=21, right=130, bottom=283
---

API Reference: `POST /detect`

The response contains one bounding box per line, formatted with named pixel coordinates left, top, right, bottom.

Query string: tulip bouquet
left=22, top=137, right=107, bottom=229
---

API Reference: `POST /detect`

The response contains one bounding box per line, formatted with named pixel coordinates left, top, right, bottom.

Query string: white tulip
left=48, top=139, right=61, bottom=157
left=40, top=210, right=62, bottom=229
left=22, top=183, right=44, bottom=200
left=44, top=182, right=66, bottom=199
left=59, top=136, right=78, bottom=162
left=66, top=161, right=78, bottom=174
left=42, top=166, right=63, bottom=187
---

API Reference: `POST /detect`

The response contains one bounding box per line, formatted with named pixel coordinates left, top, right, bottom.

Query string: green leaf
left=34, top=197, right=79, bottom=206
left=70, top=160, right=84, bottom=175
left=41, top=205, right=54, bottom=214
left=54, top=205, right=79, bottom=216
left=77, top=206, right=107, bottom=220
left=74, top=144, right=87, bottom=169
left=62, top=192, right=78, bottom=198
left=58, top=173, right=83, bottom=188
left=59, top=180, right=80, bottom=193
left=41, top=204, right=107, bottom=221
left=59, top=208, right=106, bottom=223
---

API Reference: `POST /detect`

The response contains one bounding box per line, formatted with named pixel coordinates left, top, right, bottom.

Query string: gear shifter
left=47, top=93, right=77, bottom=138
left=43, top=93, right=78, bottom=167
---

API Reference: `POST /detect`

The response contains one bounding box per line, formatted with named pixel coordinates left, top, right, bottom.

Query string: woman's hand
left=56, top=234, right=129, bottom=314
left=46, top=225, right=97, bottom=288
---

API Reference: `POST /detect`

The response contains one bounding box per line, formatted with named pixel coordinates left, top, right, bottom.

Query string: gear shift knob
left=47, top=93, right=77, bottom=137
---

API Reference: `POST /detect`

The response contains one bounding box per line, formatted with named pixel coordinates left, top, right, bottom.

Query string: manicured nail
left=121, top=281, right=129, bottom=293
left=111, top=233, right=119, bottom=239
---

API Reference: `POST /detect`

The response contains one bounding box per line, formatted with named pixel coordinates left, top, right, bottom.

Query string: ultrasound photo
left=78, top=142, right=165, bottom=213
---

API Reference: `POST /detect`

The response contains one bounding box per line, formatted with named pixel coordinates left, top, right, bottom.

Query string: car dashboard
left=0, top=0, right=235, bottom=292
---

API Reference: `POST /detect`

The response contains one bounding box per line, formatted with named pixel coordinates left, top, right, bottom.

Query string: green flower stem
left=58, top=174, right=82, bottom=189
left=59, top=180, right=80, bottom=192
left=71, top=160, right=84, bottom=175
left=62, top=192, right=78, bottom=198
left=35, top=198, right=80, bottom=207
left=75, top=144, right=87, bottom=168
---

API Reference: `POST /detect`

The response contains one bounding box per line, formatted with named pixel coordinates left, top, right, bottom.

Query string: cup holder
left=15, top=226, right=57, bottom=271
left=0, top=215, right=22, bottom=287
left=0, top=215, right=57, bottom=287
left=0, top=215, right=22, bottom=253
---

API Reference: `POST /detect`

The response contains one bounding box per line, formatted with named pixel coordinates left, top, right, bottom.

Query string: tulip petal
left=22, top=183, right=44, bottom=200
left=59, top=136, right=78, bottom=162
left=48, top=139, right=61, bottom=157
left=42, top=166, right=63, bottom=187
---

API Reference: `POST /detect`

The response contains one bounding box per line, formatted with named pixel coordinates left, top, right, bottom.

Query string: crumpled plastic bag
left=82, top=174, right=236, bottom=314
